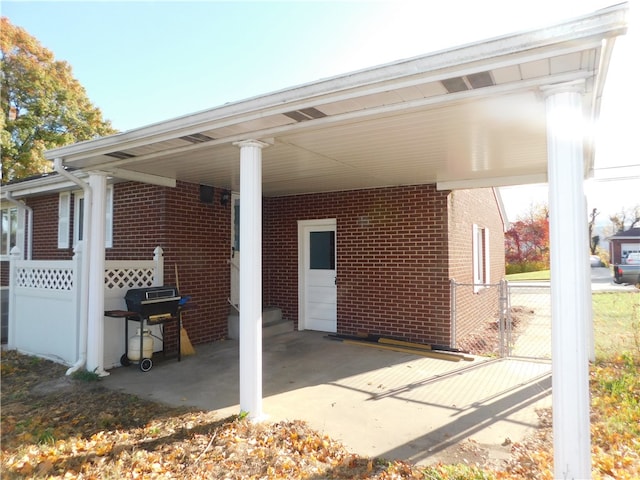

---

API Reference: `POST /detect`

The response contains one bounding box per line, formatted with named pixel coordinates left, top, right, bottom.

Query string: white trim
left=472, top=224, right=481, bottom=286
left=72, top=192, right=83, bottom=248
left=58, top=192, right=71, bottom=249
left=72, top=185, right=113, bottom=249
left=472, top=224, right=490, bottom=292
left=437, top=173, right=548, bottom=191
left=103, top=168, right=176, bottom=187
left=105, top=184, right=113, bottom=248
left=0, top=205, right=24, bottom=260
left=297, top=218, right=337, bottom=332
left=484, top=227, right=491, bottom=284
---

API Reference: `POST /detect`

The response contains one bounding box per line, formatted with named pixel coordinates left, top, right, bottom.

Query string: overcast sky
left=4, top=1, right=638, bottom=220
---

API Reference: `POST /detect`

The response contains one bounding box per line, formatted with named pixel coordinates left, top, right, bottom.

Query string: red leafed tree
left=505, top=204, right=550, bottom=272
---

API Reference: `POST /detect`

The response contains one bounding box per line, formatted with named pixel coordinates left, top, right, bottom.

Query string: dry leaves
left=2, top=350, right=639, bottom=479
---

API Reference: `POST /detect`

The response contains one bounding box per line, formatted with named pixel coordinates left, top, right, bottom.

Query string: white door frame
left=297, top=218, right=337, bottom=332
left=229, top=193, right=240, bottom=309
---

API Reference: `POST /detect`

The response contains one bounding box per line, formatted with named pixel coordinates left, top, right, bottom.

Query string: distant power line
left=592, top=164, right=640, bottom=182
left=592, top=176, right=640, bottom=182
left=594, top=164, right=639, bottom=170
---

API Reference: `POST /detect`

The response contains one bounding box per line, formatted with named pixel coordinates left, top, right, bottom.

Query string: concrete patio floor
left=102, top=330, right=552, bottom=466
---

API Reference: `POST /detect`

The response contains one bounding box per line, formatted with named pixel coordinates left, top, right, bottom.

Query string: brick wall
left=265, top=185, right=453, bottom=346
left=447, top=188, right=506, bottom=352
left=110, top=181, right=230, bottom=347
left=448, top=188, right=505, bottom=283
left=15, top=181, right=230, bottom=348
left=161, top=182, right=230, bottom=346
left=9, top=180, right=505, bottom=351
left=28, top=194, right=75, bottom=260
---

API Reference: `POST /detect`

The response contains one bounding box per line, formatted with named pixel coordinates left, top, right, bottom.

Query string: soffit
left=40, top=5, right=627, bottom=196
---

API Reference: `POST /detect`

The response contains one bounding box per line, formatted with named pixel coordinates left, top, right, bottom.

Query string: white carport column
left=86, top=172, right=109, bottom=377
left=234, top=139, right=268, bottom=420
left=543, top=80, right=592, bottom=480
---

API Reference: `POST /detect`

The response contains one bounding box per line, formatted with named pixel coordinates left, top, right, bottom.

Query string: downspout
left=53, top=158, right=92, bottom=376
left=3, top=192, right=32, bottom=260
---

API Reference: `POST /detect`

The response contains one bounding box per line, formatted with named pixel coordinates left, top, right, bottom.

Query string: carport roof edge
left=44, top=4, right=628, bottom=170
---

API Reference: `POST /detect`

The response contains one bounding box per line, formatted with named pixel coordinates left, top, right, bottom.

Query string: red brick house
left=0, top=6, right=628, bottom=477
left=607, top=227, right=640, bottom=265
left=1, top=175, right=506, bottom=355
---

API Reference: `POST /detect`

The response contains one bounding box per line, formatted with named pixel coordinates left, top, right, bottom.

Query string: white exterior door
left=298, top=219, right=337, bottom=332
left=229, top=194, right=240, bottom=309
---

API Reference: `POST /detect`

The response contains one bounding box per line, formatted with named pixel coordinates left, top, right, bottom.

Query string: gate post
left=7, top=246, right=21, bottom=349
left=499, top=279, right=511, bottom=357
left=450, top=279, right=456, bottom=349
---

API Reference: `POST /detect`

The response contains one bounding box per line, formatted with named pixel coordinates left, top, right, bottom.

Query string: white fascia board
left=584, top=35, right=618, bottom=177
left=44, top=4, right=628, bottom=165
left=1, top=168, right=175, bottom=199
left=100, top=168, right=176, bottom=187
left=1, top=174, right=88, bottom=198
left=437, top=173, right=549, bottom=191
left=492, top=188, right=510, bottom=231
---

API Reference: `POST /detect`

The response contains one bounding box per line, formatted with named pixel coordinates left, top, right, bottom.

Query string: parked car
left=613, top=253, right=640, bottom=285
left=590, top=255, right=603, bottom=267
left=625, top=252, right=640, bottom=265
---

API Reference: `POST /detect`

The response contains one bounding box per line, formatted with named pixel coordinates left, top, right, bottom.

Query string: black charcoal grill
left=125, top=286, right=181, bottom=322
left=105, top=286, right=182, bottom=372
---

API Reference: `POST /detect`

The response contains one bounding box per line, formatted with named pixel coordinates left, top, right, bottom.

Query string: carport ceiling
left=46, top=5, right=627, bottom=196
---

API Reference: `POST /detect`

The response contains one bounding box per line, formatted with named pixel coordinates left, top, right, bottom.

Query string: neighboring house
left=1, top=173, right=506, bottom=365
left=608, top=227, right=640, bottom=264
left=0, top=6, right=629, bottom=478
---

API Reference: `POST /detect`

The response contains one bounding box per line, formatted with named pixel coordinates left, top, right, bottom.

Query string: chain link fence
left=451, top=280, right=551, bottom=360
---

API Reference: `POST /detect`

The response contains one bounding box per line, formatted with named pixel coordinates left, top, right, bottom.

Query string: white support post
left=86, top=172, right=109, bottom=376
left=235, top=139, right=268, bottom=421
left=72, top=243, right=85, bottom=365
left=543, top=80, right=592, bottom=480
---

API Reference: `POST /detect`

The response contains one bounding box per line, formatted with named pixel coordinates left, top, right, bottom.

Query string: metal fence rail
left=451, top=280, right=551, bottom=360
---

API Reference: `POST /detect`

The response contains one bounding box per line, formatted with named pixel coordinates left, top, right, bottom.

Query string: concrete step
left=227, top=306, right=292, bottom=340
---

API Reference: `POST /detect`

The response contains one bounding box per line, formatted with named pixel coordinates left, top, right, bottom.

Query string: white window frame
left=58, top=186, right=113, bottom=249
left=58, top=192, right=71, bottom=248
left=0, top=205, right=25, bottom=260
left=472, top=224, right=490, bottom=292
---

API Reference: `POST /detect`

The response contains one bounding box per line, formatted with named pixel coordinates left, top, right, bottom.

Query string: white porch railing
left=8, top=248, right=80, bottom=365
left=8, top=245, right=165, bottom=368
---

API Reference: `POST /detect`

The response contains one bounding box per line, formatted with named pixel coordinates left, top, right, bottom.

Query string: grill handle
left=140, top=296, right=181, bottom=305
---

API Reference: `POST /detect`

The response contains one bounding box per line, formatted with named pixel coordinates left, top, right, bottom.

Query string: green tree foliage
left=1, top=17, right=116, bottom=182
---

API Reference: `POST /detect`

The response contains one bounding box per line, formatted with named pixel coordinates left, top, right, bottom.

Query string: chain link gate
left=451, top=279, right=551, bottom=360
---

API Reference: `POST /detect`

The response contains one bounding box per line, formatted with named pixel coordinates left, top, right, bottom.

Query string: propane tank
left=128, top=328, right=153, bottom=362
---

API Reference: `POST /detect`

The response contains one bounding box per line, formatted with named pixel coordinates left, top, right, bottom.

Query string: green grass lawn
left=505, top=269, right=551, bottom=281
left=593, top=291, right=640, bottom=360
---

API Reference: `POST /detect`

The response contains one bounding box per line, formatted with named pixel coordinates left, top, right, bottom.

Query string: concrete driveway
left=102, top=330, right=551, bottom=466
